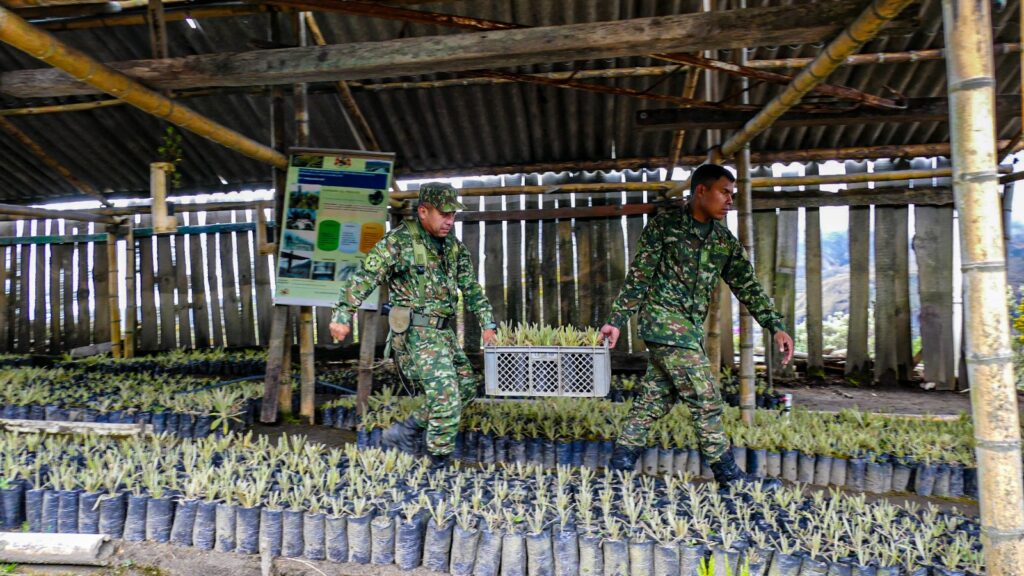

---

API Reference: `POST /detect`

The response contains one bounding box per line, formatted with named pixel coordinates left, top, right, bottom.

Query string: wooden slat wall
left=0, top=160, right=965, bottom=370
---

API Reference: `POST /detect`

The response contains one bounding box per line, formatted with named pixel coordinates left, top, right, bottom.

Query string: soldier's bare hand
left=482, top=329, right=497, bottom=346
left=775, top=331, right=794, bottom=366
left=599, top=324, right=620, bottom=349
left=329, top=322, right=351, bottom=342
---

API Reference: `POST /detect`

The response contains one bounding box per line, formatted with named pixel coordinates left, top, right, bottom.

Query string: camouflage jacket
left=607, top=205, right=784, bottom=348
left=332, top=218, right=496, bottom=328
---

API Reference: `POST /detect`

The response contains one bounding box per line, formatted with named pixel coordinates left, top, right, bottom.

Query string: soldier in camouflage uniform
left=600, top=163, right=794, bottom=489
left=329, top=183, right=497, bottom=468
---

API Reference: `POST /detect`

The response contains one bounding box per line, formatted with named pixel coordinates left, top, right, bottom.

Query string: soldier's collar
left=679, top=203, right=723, bottom=237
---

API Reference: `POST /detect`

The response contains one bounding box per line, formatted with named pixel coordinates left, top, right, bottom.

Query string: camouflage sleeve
left=455, top=241, right=496, bottom=329
left=331, top=239, right=392, bottom=325
left=721, top=241, right=786, bottom=334
left=606, top=214, right=666, bottom=328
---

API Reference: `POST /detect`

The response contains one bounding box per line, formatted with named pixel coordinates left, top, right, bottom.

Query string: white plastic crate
left=483, top=344, right=611, bottom=397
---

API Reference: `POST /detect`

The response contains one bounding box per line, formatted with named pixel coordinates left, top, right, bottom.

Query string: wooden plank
left=187, top=214, right=211, bottom=349
left=2, top=0, right=889, bottom=98
left=541, top=177, right=559, bottom=328
left=624, top=170, right=647, bottom=353
left=156, top=235, right=176, bottom=350
left=892, top=204, right=913, bottom=382
left=606, top=180, right=627, bottom=352
left=0, top=418, right=150, bottom=437
left=33, top=223, right=48, bottom=353
left=72, top=224, right=91, bottom=347
left=524, top=174, right=541, bottom=325
left=461, top=195, right=482, bottom=353
left=575, top=175, right=595, bottom=327
left=845, top=161, right=871, bottom=378
left=253, top=209, right=276, bottom=346
left=873, top=206, right=897, bottom=385
left=773, top=206, right=798, bottom=378
left=216, top=212, right=243, bottom=346
left=0, top=222, right=10, bottom=352
left=204, top=212, right=226, bottom=347
left=481, top=179, right=506, bottom=326
left=752, top=179, right=777, bottom=382
left=551, top=173, right=578, bottom=327
left=589, top=173, right=611, bottom=327
left=234, top=210, right=257, bottom=347
left=58, top=235, right=75, bottom=350
left=92, top=224, right=111, bottom=346
left=914, top=204, right=956, bottom=389
left=17, top=237, right=31, bottom=352
left=173, top=232, right=193, bottom=348
left=505, top=178, right=524, bottom=326
left=136, top=219, right=157, bottom=351
left=805, top=207, right=824, bottom=378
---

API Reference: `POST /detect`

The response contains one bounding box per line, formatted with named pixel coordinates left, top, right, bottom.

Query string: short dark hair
left=691, top=163, right=735, bottom=195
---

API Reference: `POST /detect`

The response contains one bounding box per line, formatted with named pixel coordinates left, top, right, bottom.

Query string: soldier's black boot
left=381, top=417, right=425, bottom=454
left=427, top=452, right=451, bottom=471
left=710, top=451, right=782, bottom=491
left=608, top=444, right=644, bottom=472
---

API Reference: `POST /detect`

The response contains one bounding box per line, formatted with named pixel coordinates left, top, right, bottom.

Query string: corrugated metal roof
left=0, top=0, right=1019, bottom=204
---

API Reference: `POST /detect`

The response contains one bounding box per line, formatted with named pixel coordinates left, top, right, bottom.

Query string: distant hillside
left=792, top=221, right=1024, bottom=326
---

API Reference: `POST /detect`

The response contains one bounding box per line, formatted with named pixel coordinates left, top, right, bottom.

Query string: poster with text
left=274, top=148, right=394, bottom=308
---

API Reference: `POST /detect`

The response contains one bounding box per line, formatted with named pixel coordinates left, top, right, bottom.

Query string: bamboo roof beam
left=0, top=0, right=917, bottom=99
left=0, top=98, right=125, bottom=115
left=0, top=6, right=288, bottom=169
left=718, top=0, right=917, bottom=159
left=746, top=42, right=1021, bottom=70
left=0, top=116, right=109, bottom=206
left=260, top=0, right=521, bottom=30
left=352, top=65, right=687, bottom=91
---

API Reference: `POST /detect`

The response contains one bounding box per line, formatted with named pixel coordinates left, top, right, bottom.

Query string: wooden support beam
left=0, top=202, right=120, bottom=224
left=657, top=52, right=902, bottom=109
left=35, top=3, right=271, bottom=31
left=146, top=0, right=167, bottom=60
left=0, top=0, right=912, bottom=98
left=637, top=95, right=1021, bottom=131
left=352, top=65, right=685, bottom=92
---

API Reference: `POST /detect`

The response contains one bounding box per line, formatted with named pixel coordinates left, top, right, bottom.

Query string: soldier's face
left=418, top=203, right=456, bottom=238
left=695, top=177, right=735, bottom=221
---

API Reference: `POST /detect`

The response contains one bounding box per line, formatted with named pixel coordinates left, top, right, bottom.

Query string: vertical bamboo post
left=736, top=140, right=755, bottom=426
left=943, top=1, right=1024, bottom=573
left=294, top=12, right=315, bottom=424
left=150, top=162, right=177, bottom=234
left=124, top=224, right=135, bottom=358
left=105, top=229, right=122, bottom=358
left=703, top=0, right=722, bottom=381
left=1004, top=183, right=1016, bottom=262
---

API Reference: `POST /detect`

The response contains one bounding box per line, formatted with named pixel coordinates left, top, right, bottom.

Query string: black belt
left=410, top=311, right=453, bottom=330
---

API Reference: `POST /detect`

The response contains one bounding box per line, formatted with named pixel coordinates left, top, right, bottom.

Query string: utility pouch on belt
left=388, top=306, right=412, bottom=334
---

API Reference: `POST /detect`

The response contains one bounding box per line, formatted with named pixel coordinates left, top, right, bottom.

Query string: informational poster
left=274, top=148, right=394, bottom=308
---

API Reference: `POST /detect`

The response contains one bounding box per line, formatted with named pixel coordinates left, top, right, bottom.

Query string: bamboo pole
left=36, top=4, right=271, bottom=31
left=123, top=223, right=135, bottom=357
left=0, top=5, right=288, bottom=169
left=719, top=0, right=916, bottom=159
left=1004, top=183, right=1016, bottom=263
left=746, top=42, right=1021, bottom=70
left=146, top=0, right=167, bottom=60
left=736, top=143, right=756, bottom=426
left=105, top=230, right=122, bottom=358
left=804, top=166, right=824, bottom=380
left=943, top=1, right=1024, bottom=573
left=355, top=65, right=684, bottom=92
left=667, top=65, right=702, bottom=170
left=0, top=203, right=120, bottom=225
left=0, top=98, right=124, bottom=116
left=295, top=13, right=316, bottom=425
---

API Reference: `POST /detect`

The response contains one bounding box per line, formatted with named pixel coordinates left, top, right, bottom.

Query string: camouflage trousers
left=618, top=342, right=729, bottom=463
left=391, top=325, right=478, bottom=456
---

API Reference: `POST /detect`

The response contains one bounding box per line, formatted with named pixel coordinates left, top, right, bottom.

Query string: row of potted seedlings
left=0, top=431, right=983, bottom=575
left=56, top=349, right=268, bottom=377
left=338, top=394, right=978, bottom=500
left=0, top=367, right=261, bottom=438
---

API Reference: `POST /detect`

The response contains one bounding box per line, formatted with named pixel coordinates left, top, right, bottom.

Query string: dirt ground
left=774, top=374, right=1024, bottom=416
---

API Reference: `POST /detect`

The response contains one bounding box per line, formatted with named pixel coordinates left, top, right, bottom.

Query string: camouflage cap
left=418, top=182, right=465, bottom=212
